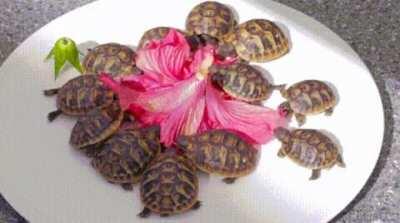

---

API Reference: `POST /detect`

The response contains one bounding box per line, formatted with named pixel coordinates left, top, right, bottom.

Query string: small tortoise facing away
left=70, top=102, right=124, bottom=157
left=211, top=63, right=284, bottom=102
left=274, top=127, right=345, bottom=180
left=91, top=126, right=161, bottom=190
left=43, top=74, right=115, bottom=122
left=82, top=43, right=140, bottom=77
left=186, top=1, right=237, bottom=40
left=139, top=152, right=200, bottom=217
left=177, top=129, right=260, bottom=184
left=278, top=80, right=337, bottom=126
left=232, top=19, right=289, bottom=62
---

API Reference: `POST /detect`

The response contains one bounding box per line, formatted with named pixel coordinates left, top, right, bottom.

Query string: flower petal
left=204, top=80, right=287, bottom=145
left=136, top=29, right=192, bottom=85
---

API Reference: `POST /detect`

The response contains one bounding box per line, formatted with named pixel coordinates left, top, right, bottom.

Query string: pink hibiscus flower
left=101, top=30, right=287, bottom=147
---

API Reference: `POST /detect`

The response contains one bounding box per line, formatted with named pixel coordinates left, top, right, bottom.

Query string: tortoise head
left=176, top=135, right=196, bottom=156
left=274, top=127, right=291, bottom=144
left=278, top=101, right=293, bottom=119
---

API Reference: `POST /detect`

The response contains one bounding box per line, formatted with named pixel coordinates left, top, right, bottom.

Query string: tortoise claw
left=138, top=208, right=151, bottom=218
left=223, top=177, right=237, bottom=184
left=47, top=110, right=62, bottom=122
left=191, top=201, right=202, bottom=210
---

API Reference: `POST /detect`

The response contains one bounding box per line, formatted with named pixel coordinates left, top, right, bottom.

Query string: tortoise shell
left=139, top=152, right=199, bottom=217
left=138, top=27, right=185, bottom=50
left=54, top=75, right=114, bottom=116
left=70, top=102, right=124, bottom=151
left=82, top=43, right=140, bottom=77
left=186, top=1, right=237, bottom=40
left=91, top=126, right=161, bottom=190
left=233, top=19, right=289, bottom=62
left=283, top=80, right=337, bottom=115
left=211, top=63, right=276, bottom=102
left=285, top=129, right=340, bottom=168
left=177, top=129, right=259, bottom=178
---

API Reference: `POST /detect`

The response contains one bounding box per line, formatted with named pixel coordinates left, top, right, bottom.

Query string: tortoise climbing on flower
left=82, top=43, right=140, bottom=77
left=70, top=102, right=124, bottom=157
left=278, top=80, right=337, bottom=126
left=177, top=129, right=260, bottom=184
left=43, top=74, right=115, bottom=122
left=91, top=126, right=161, bottom=190
left=211, top=63, right=284, bottom=102
left=138, top=152, right=200, bottom=217
left=186, top=1, right=237, bottom=40
left=274, top=127, right=345, bottom=180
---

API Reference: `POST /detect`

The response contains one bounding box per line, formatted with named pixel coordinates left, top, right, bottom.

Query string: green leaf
left=46, top=37, right=83, bottom=79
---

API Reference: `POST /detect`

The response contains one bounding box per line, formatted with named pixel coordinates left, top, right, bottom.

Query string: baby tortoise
left=211, top=63, right=284, bottom=102
left=177, top=129, right=260, bottom=184
left=274, top=127, right=345, bottom=180
left=138, top=27, right=186, bottom=50
left=44, top=74, right=115, bottom=122
left=231, top=19, right=289, bottom=62
left=278, top=80, right=337, bottom=126
left=92, top=126, right=161, bottom=190
left=186, top=1, right=237, bottom=40
left=70, top=102, right=124, bottom=157
left=82, top=43, right=141, bottom=77
left=139, top=152, right=200, bottom=217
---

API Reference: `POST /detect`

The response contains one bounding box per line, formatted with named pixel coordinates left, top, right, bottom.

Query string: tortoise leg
left=47, top=110, right=62, bottom=122
left=273, top=84, right=286, bottom=93
left=121, top=183, right=133, bottom=191
left=309, top=169, right=321, bottom=180
left=279, top=88, right=289, bottom=99
left=277, top=146, right=287, bottom=158
left=223, top=177, right=237, bottom=184
left=43, top=88, right=59, bottom=96
left=295, top=113, right=306, bottom=127
left=336, top=154, right=346, bottom=168
left=325, top=107, right=334, bottom=116
left=191, top=201, right=202, bottom=210
left=138, top=208, right=151, bottom=218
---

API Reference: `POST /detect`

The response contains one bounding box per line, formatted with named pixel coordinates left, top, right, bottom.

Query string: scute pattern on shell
left=211, top=63, right=272, bottom=102
left=82, top=43, right=139, bottom=77
left=285, top=129, right=339, bottom=169
left=140, top=153, right=199, bottom=216
left=234, top=19, right=289, bottom=62
left=91, top=126, right=161, bottom=185
left=286, top=80, right=336, bottom=114
left=56, top=75, right=114, bottom=116
left=178, top=130, right=259, bottom=177
left=70, top=102, right=123, bottom=149
left=186, top=1, right=237, bottom=39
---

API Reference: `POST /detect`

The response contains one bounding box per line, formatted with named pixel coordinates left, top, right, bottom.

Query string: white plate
left=0, top=0, right=384, bottom=222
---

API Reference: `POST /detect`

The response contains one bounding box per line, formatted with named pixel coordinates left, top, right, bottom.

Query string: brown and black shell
left=186, top=1, right=237, bottom=40
left=91, top=126, right=161, bottom=189
left=177, top=129, right=259, bottom=177
left=55, top=74, right=114, bottom=116
left=70, top=102, right=124, bottom=150
left=139, top=152, right=199, bottom=217
left=283, top=80, right=336, bottom=115
left=138, top=27, right=186, bottom=50
left=211, top=63, right=275, bottom=102
left=283, top=129, right=340, bottom=169
left=82, top=43, right=140, bottom=77
left=233, top=19, right=289, bottom=62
